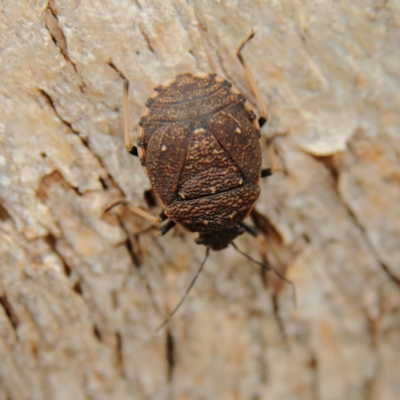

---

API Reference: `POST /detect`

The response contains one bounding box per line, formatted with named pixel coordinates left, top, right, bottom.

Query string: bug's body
left=137, top=73, right=262, bottom=249
left=115, top=34, right=289, bottom=330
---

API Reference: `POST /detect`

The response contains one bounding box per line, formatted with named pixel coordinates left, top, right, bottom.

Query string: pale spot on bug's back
left=161, top=145, right=167, bottom=152
left=235, top=127, right=242, bottom=134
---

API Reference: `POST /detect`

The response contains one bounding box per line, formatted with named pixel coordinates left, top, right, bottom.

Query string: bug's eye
left=195, top=237, right=205, bottom=245
left=237, top=226, right=245, bottom=235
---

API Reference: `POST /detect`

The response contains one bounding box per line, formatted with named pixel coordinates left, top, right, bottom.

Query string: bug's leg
left=104, top=199, right=163, bottom=224
left=104, top=199, right=130, bottom=213
left=159, top=210, right=168, bottom=222
left=125, top=204, right=164, bottom=224
left=236, top=30, right=268, bottom=126
left=237, top=32, right=281, bottom=176
left=123, top=80, right=138, bottom=157
left=265, top=139, right=280, bottom=176
left=260, top=145, right=279, bottom=178
left=239, top=222, right=259, bottom=237
left=261, top=168, right=272, bottom=178
left=157, top=220, right=176, bottom=237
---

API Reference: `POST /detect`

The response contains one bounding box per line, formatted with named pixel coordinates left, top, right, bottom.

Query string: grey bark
left=1, top=1, right=400, bottom=399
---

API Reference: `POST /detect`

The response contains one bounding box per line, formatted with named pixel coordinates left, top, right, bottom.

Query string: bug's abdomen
left=165, top=184, right=260, bottom=233
left=177, top=128, right=243, bottom=200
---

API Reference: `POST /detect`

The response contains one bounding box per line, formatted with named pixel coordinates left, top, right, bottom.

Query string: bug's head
left=194, top=226, right=246, bottom=250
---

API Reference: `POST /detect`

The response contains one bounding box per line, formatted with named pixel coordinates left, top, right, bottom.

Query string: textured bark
left=1, top=1, right=400, bottom=399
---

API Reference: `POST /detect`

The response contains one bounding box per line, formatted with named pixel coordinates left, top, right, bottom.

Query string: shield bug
left=111, top=32, right=288, bottom=329
left=121, top=32, right=273, bottom=249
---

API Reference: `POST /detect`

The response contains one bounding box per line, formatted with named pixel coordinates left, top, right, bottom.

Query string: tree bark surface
left=1, top=1, right=400, bottom=399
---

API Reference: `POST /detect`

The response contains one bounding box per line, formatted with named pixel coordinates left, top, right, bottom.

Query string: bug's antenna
left=155, top=247, right=211, bottom=334
left=231, top=242, right=296, bottom=306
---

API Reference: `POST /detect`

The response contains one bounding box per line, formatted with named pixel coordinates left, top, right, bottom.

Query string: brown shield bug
left=110, top=32, right=289, bottom=330
left=121, top=32, right=273, bottom=249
